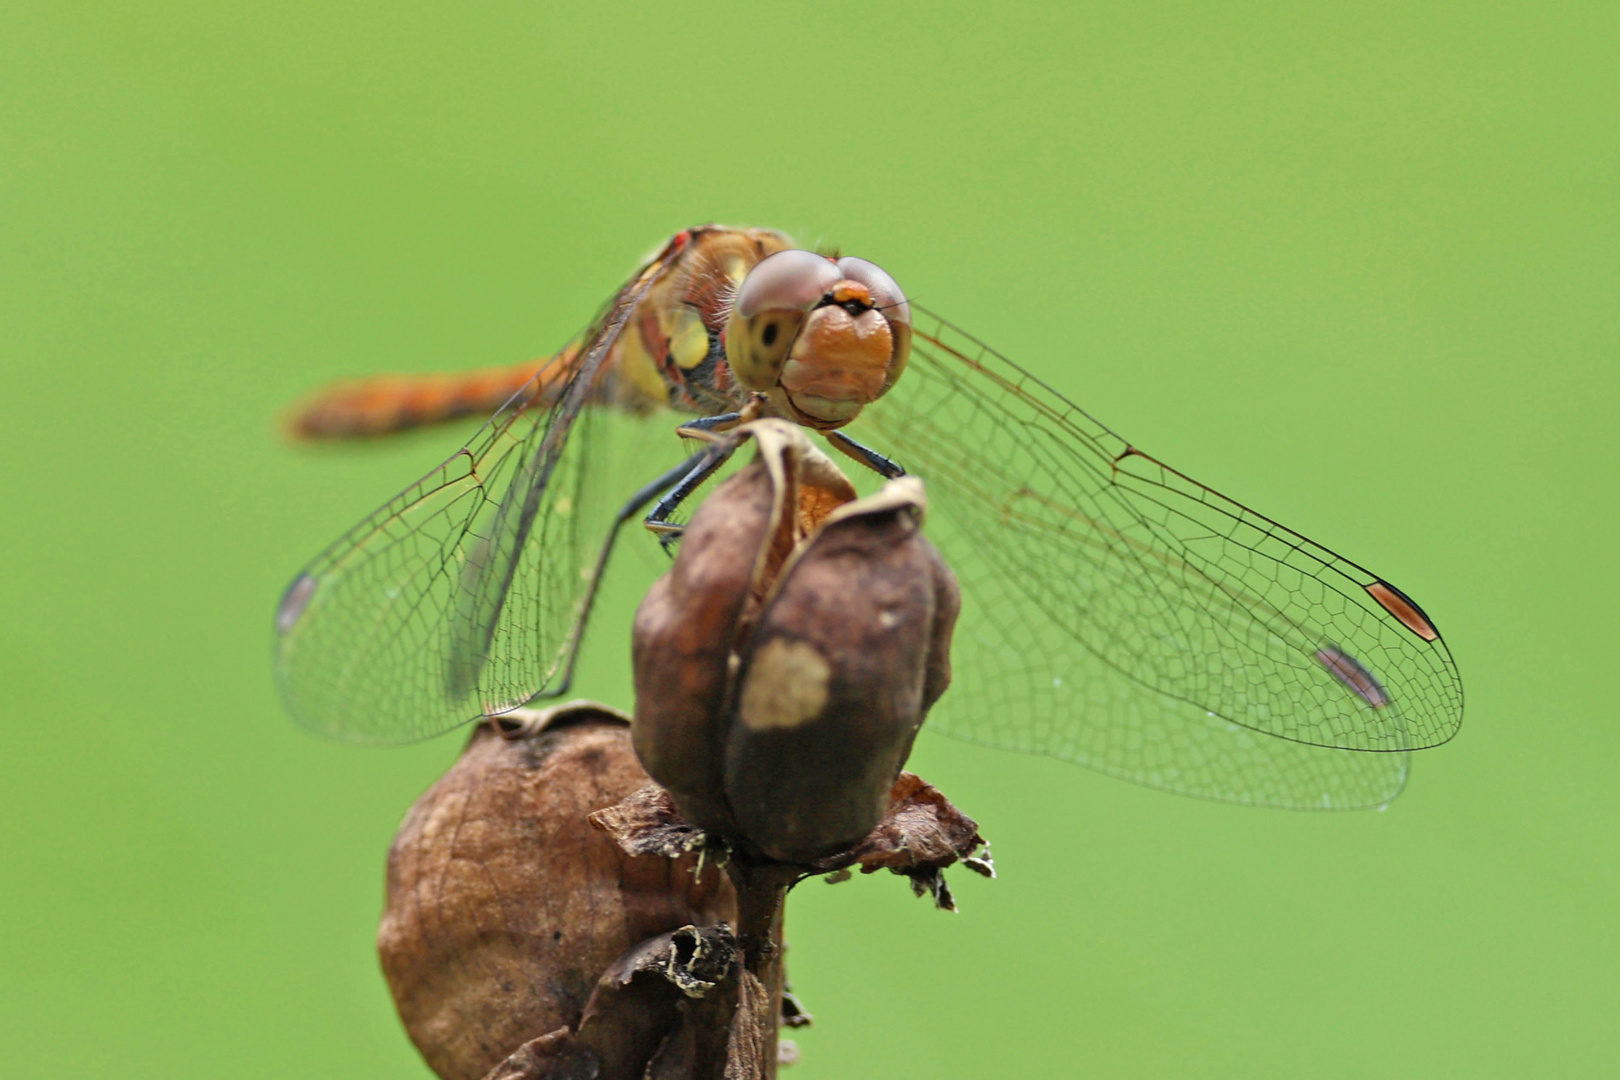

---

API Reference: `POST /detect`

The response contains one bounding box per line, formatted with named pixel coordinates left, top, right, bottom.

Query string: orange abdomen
left=284, top=351, right=577, bottom=439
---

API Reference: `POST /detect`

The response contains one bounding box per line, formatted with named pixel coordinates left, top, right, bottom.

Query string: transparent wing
left=274, top=263, right=673, bottom=744
left=849, top=308, right=1463, bottom=808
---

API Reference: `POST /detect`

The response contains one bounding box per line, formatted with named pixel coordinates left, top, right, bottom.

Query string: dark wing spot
left=761, top=320, right=779, bottom=347
left=1316, top=645, right=1391, bottom=709
left=276, top=573, right=318, bottom=634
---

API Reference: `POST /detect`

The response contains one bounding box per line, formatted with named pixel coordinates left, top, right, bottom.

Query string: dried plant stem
left=589, top=778, right=987, bottom=1079
left=723, top=860, right=800, bottom=1080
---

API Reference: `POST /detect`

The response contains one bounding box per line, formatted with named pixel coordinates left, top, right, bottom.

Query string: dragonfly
left=274, top=224, right=1463, bottom=810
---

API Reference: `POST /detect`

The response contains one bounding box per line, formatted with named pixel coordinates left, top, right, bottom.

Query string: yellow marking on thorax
left=669, top=306, right=710, bottom=369
left=613, top=325, right=673, bottom=408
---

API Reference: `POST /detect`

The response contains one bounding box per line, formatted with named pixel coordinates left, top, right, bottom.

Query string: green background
left=3, top=3, right=1614, bottom=1076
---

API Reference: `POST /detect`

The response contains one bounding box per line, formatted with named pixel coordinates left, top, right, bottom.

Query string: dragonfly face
left=726, top=249, right=912, bottom=429
left=276, top=224, right=1463, bottom=810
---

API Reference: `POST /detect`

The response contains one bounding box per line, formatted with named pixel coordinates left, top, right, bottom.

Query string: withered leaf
left=478, top=1029, right=599, bottom=1080
left=810, top=773, right=986, bottom=878
left=572, top=925, right=739, bottom=1080
left=722, top=970, right=772, bottom=1080
left=591, top=771, right=988, bottom=896
left=588, top=783, right=711, bottom=861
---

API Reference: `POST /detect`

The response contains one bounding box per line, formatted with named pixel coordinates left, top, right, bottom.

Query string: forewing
left=849, top=308, right=1462, bottom=808
left=274, top=259, right=671, bottom=744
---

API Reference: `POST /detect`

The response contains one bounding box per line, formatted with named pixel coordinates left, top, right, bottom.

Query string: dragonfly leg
left=645, top=438, right=739, bottom=551
left=825, top=430, right=907, bottom=479
left=674, top=392, right=766, bottom=439
left=676, top=411, right=744, bottom=436
left=523, top=446, right=724, bottom=704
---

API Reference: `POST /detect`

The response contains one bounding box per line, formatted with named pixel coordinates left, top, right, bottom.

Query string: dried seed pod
left=377, top=703, right=736, bottom=1080
left=631, top=420, right=858, bottom=835
left=629, top=461, right=781, bottom=833
left=726, top=482, right=959, bottom=861
left=631, top=420, right=960, bottom=863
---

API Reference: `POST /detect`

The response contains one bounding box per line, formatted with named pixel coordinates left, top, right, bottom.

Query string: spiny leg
left=672, top=392, right=765, bottom=439
left=636, top=407, right=760, bottom=550
left=826, top=429, right=907, bottom=479
left=676, top=410, right=745, bottom=435
left=645, top=436, right=739, bottom=551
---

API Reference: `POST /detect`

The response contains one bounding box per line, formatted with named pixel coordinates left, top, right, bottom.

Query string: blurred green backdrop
left=3, top=3, right=1615, bottom=1077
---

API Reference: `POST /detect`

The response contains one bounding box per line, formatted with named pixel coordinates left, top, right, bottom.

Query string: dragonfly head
left=725, top=249, right=911, bottom=430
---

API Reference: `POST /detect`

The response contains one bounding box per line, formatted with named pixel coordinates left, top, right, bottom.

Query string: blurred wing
left=273, top=256, right=673, bottom=744
left=850, top=308, right=1463, bottom=808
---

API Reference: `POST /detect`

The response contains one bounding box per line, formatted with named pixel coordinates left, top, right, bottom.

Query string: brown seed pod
left=630, top=420, right=860, bottom=835
left=377, top=703, right=736, bottom=1080
left=632, top=420, right=960, bottom=863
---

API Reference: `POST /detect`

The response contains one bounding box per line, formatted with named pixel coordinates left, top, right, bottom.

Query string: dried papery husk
left=377, top=702, right=736, bottom=1080
left=477, top=1029, right=598, bottom=1080
left=594, top=773, right=990, bottom=908
left=631, top=419, right=960, bottom=863
left=472, top=923, right=747, bottom=1080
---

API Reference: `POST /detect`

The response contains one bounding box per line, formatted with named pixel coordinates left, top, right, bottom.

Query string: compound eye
left=734, top=249, right=842, bottom=318
left=835, top=257, right=910, bottom=329
left=726, top=307, right=805, bottom=393
left=836, top=256, right=911, bottom=395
